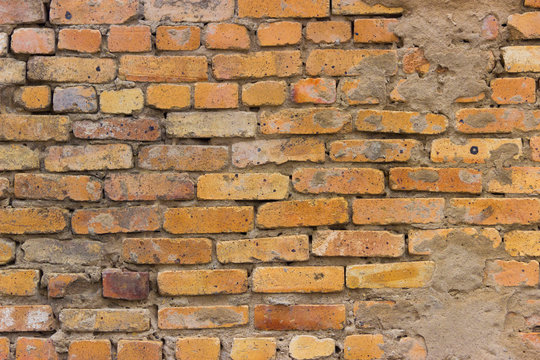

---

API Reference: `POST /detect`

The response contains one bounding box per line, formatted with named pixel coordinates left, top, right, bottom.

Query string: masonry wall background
left=0, top=0, right=539, bottom=359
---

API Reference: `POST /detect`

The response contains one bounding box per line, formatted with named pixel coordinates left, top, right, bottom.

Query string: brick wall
left=0, top=0, right=539, bottom=359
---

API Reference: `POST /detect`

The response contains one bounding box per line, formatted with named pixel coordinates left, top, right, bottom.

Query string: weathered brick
left=484, top=260, right=539, bottom=287
left=532, top=137, right=540, bottom=162
left=58, top=29, right=101, bottom=53
left=0, top=239, right=15, bottom=265
left=205, top=23, right=250, bottom=50
left=0, top=33, right=5, bottom=56
left=11, top=28, right=55, bottom=54
left=156, top=26, right=200, bottom=51
left=102, top=269, right=149, bottom=300
left=194, top=83, right=239, bottom=109
left=15, top=174, right=102, bottom=201
left=122, top=238, right=212, bottom=265
left=0, top=338, right=7, bottom=360
left=0, top=177, right=7, bottom=199
left=100, top=88, right=144, bottom=114
left=332, top=0, right=402, bottom=15
left=22, top=239, right=104, bottom=265
left=158, top=269, right=248, bottom=296
left=15, top=338, right=57, bottom=360
left=330, top=139, right=420, bottom=163
left=455, top=92, right=486, bottom=103
left=252, top=266, right=344, bottom=293
left=159, top=306, right=249, bottom=329
left=356, top=110, right=447, bottom=134
left=353, top=198, right=445, bottom=225
left=525, top=0, right=540, bottom=7
left=482, top=14, right=499, bottom=40
left=105, top=173, right=194, bottom=201
left=254, top=304, right=346, bottom=331
left=403, top=47, right=430, bottom=74
left=508, top=12, right=540, bottom=39
left=306, top=49, right=397, bottom=76
left=306, top=21, right=351, bottom=44
left=73, top=118, right=160, bottom=141
left=217, top=235, right=309, bottom=264
left=0, top=115, right=70, bottom=141
left=258, top=22, right=302, bottom=46
left=502, top=46, right=540, bottom=72
left=291, top=78, right=337, bottom=104
left=0, top=145, right=39, bottom=171
left=490, top=77, right=536, bottom=104
left=144, top=0, right=234, bottom=22
left=520, top=333, right=540, bottom=350
left=504, top=231, right=540, bottom=257
left=108, top=26, right=151, bottom=53
left=242, top=81, right=287, bottom=106
left=176, top=338, right=220, bottom=360
left=408, top=228, right=501, bottom=256
left=119, top=55, right=208, bottom=82
left=455, top=108, right=540, bottom=133
left=340, top=78, right=384, bottom=105
left=450, top=198, right=540, bottom=225
left=293, top=167, right=384, bottom=194
left=28, top=57, right=116, bottom=83
left=239, top=0, right=329, bottom=17
left=0, top=270, right=38, bottom=296
left=197, top=173, right=289, bottom=200
left=53, top=86, right=98, bottom=113
left=354, top=19, right=399, bottom=43
left=0, top=208, right=67, bottom=234
left=431, top=138, right=522, bottom=163
left=72, top=207, right=160, bottom=234
left=45, top=144, right=133, bottom=172
left=257, top=198, right=349, bottom=228
left=213, top=51, right=302, bottom=79
left=389, top=167, right=482, bottom=193
left=233, top=138, right=325, bottom=168
left=487, top=167, right=540, bottom=194
left=117, top=341, right=161, bottom=360
left=68, top=340, right=111, bottom=360
left=138, top=145, right=228, bottom=171
left=147, top=84, right=191, bottom=110
left=47, top=273, right=88, bottom=298
left=313, top=230, right=405, bottom=257
left=164, top=206, right=253, bottom=234
left=261, top=108, right=349, bottom=134
left=344, top=335, right=385, bottom=360
left=60, top=309, right=150, bottom=332
left=14, top=85, right=51, bottom=111
left=230, top=338, right=276, bottom=360
left=0, top=0, right=45, bottom=24
left=0, top=58, right=26, bottom=84
left=347, top=261, right=436, bottom=288
left=353, top=300, right=398, bottom=329
left=50, top=0, right=138, bottom=24
left=0, top=305, right=55, bottom=332
left=289, top=335, right=335, bottom=360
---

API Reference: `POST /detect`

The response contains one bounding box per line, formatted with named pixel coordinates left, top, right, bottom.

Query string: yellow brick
left=344, top=335, right=385, bottom=360
left=146, top=84, right=190, bottom=110
left=230, top=338, right=276, bottom=360
left=217, top=235, right=309, bottom=264
left=100, top=88, right=144, bottom=114
left=252, top=266, right=344, bottom=293
left=0, top=270, right=39, bottom=296
left=504, top=231, right=540, bottom=256
left=164, top=206, right=254, bottom=234
left=347, top=261, right=435, bottom=289
left=158, top=269, right=248, bottom=295
left=289, top=335, right=335, bottom=359
left=176, top=338, right=220, bottom=360
left=197, top=173, right=289, bottom=200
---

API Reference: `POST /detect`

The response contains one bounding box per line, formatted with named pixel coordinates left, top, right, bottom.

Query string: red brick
left=16, top=338, right=57, bottom=360
left=490, top=77, right=536, bottom=104
left=353, top=198, right=445, bottom=225
left=0, top=208, right=67, bottom=234
left=194, top=82, right=238, bottom=109
left=455, top=108, right=540, bottom=133
left=156, top=26, right=200, bottom=51
left=102, top=269, right=149, bottom=300
left=217, top=235, right=309, bottom=264
left=50, top=0, right=138, bottom=24
left=122, top=238, right=212, bottom=265
left=176, top=338, right=220, bottom=360
left=0, top=0, right=45, bottom=24
left=355, top=110, right=447, bottom=134
left=119, top=55, right=208, bottom=82
left=313, top=230, right=405, bottom=257
left=291, top=78, right=337, bottom=104
left=108, top=26, right=151, bottom=53
left=354, top=19, right=399, bottom=43
left=0, top=305, right=55, bottom=332
left=164, top=206, right=253, bottom=234
left=431, top=138, right=522, bottom=163
left=105, top=173, right=194, bottom=201
left=344, top=335, right=384, bottom=360
left=307, top=49, right=397, bottom=76
left=306, top=21, right=351, bottom=44
left=72, top=207, right=160, bottom=234
left=205, top=23, right=250, bottom=50
left=118, top=341, right=161, bottom=360
left=484, top=260, right=539, bottom=287
left=73, top=118, right=160, bottom=141
left=293, top=167, right=384, bottom=194
left=45, top=144, right=132, bottom=172
left=260, top=108, right=350, bottom=134
left=47, top=273, right=88, bottom=298
left=27, top=57, right=116, bottom=83
left=158, top=269, right=248, bottom=296
left=138, top=145, right=228, bottom=171
left=68, top=340, right=111, bottom=360
left=212, top=51, right=301, bottom=79
left=330, top=139, right=420, bottom=163
left=252, top=266, right=344, bottom=293
left=449, top=198, right=540, bottom=225
left=159, top=306, right=249, bottom=330
left=144, top=0, right=234, bottom=22
left=254, top=304, right=345, bottom=330
left=15, top=174, right=102, bottom=201
left=258, top=22, right=302, bottom=46
left=11, top=28, right=55, bottom=54
left=58, top=29, right=101, bottom=53
left=389, top=167, right=482, bottom=193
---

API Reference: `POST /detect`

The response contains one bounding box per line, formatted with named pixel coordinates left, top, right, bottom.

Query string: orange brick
left=238, top=0, right=329, bottom=18
left=508, top=12, right=540, bottom=39
left=291, top=78, right=337, bottom=104
left=230, top=338, right=276, bottom=360
left=504, top=231, right=540, bottom=256
left=254, top=304, right=345, bottom=330
left=16, top=338, right=57, bottom=360
left=242, top=81, right=287, bottom=106
left=117, top=341, right=161, bottom=360
left=252, top=266, right=344, bottom=293
left=122, top=238, right=212, bottom=265
left=333, top=0, right=403, bottom=15
left=0, top=305, right=55, bottom=332
left=144, top=0, right=234, bottom=22
left=0, top=208, right=67, bottom=234
left=354, top=19, right=398, bottom=43
left=344, top=335, right=385, bottom=360
left=73, top=118, right=160, bottom=141
left=217, top=235, right=309, bottom=264
left=108, top=25, right=151, bottom=53
left=347, top=261, right=436, bottom=289
left=450, top=198, right=540, bottom=225
left=456, top=108, right=540, bottom=133
left=306, top=21, right=351, bottom=44
left=389, top=167, right=482, bottom=193
left=408, top=228, right=501, bottom=256
left=11, top=28, right=55, bottom=54
left=205, top=23, right=250, bottom=50
left=60, top=309, right=149, bottom=332
left=176, top=338, right=220, bottom=360
left=45, top=144, right=132, bottom=172
left=0, top=239, right=15, bottom=265
left=0, top=177, right=7, bottom=199
left=105, top=173, right=194, bottom=201
left=330, top=139, right=420, bottom=163
left=258, top=22, right=302, bottom=46
left=213, top=51, right=301, bottom=79
left=455, top=92, right=486, bottom=103
left=72, top=207, right=160, bottom=234
left=14, top=86, right=51, bottom=111
left=484, top=260, right=539, bottom=287
left=260, top=108, right=350, bottom=134
left=197, top=173, right=288, bottom=200
left=0, top=338, right=7, bottom=360
left=353, top=198, right=445, bottom=225
left=156, top=26, right=200, bottom=51
left=138, top=145, right=228, bottom=171
left=147, top=84, right=191, bottom=110
left=0, top=0, right=45, bottom=24
left=0, top=145, right=39, bottom=171
left=28, top=57, right=116, bottom=83
left=158, top=269, right=247, bottom=296
left=307, top=49, right=397, bottom=76
left=68, top=340, right=111, bottom=360
left=58, top=29, right=101, bottom=53
left=532, top=137, right=540, bottom=162
left=293, top=167, right=384, bottom=194
left=490, top=77, right=536, bottom=104
left=502, top=46, right=540, bottom=72
left=431, top=138, right=522, bottom=163
left=119, top=55, right=208, bottom=82
left=102, top=269, right=149, bottom=300
left=159, top=306, right=249, bottom=329
left=289, top=336, right=335, bottom=359
left=487, top=167, right=540, bottom=194
left=164, top=206, right=254, bottom=234
left=525, top=0, right=540, bottom=7
left=50, top=0, right=138, bottom=24
left=0, top=114, right=69, bottom=141
left=313, top=230, right=405, bottom=257
left=402, top=48, right=430, bottom=74
left=356, top=110, right=447, bottom=134
left=0, top=270, right=39, bottom=296
left=15, top=174, right=102, bottom=201
left=47, top=273, right=87, bottom=298
left=194, top=82, right=238, bottom=109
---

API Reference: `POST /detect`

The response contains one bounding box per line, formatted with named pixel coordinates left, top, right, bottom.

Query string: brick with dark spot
left=102, top=269, right=149, bottom=300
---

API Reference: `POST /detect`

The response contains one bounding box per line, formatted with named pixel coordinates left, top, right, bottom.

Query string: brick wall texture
left=0, top=0, right=539, bottom=359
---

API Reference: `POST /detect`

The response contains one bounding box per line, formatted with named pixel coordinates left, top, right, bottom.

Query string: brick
left=487, top=167, right=540, bottom=194
left=257, top=197, right=349, bottom=228
left=0, top=208, right=67, bottom=234
left=353, top=300, right=398, bottom=329
left=431, top=138, right=522, bottom=163
left=176, top=338, right=220, bottom=360
left=0, top=239, right=15, bottom=265
left=399, top=337, right=427, bottom=360
left=22, top=239, right=104, bottom=265
left=254, top=304, right=345, bottom=331
left=330, top=139, right=420, bottom=163
left=144, top=0, right=234, bottom=22
left=11, top=28, right=54, bottom=54
left=403, top=48, right=430, bottom=74
left=50, top=0, right=138, bottom=24
left=291, top=78, right=337, bottom=104
left=217, top=235, right=309, bottom=264
left=389, top=167, right=482, bottom=193
left=482, top=14, right=499, bottom=40
left=0, top=338, right=7, bottom=360
left=354, top=19, right=398, bottom=43
left=0, top=115, right=70, bottom=141
left=313, top=230, right=405, bottom=257
left=108, top=26, right=151, bottom=53
left=0, top=270, right=38, bottom=296
left=0, top=0, right=45, bottom=24
left=164, top=206, right=253, bottom=234
left=533, top=137, right=540, bottom=162
left=484, top=260, right=539, bottom=287
left=45, top=144, right=132, bottom=172
left=198, top=173, right=289, bottom=200
left=261, top=107, right=349, bottom=134
left=289, top=335, right=335, bottom=360
left=0, top=177, right=7, bottom=198
left=293, top=167, right=384, bottom=194
left=0, top=58, right=26, bottom=84
left=118, top=341, right=161, bottom=360
left=194, top=83, right=239, bottom=109
left=504, top=231, right=540, bottom=257
left=232, top=138, right=325, bottom=168
left=520, top=333, right=540, bottom=350
left=252, top=266, right=344, bottom=293
left=156, top=27, right=198, bottom=52
left=58, top=29, right=101, bottom=53
left=47, top=273, right=88, bottom=298
left=525, top=0, right=540, bottom=7
left=455, top=92, right=486, bottom=103
left=455, top=108, right=539, bottom=133
left=339, top=78, right=385, bottom=105
left=158, top=306, right=249, bottom=329
left=73, top=118, right=160, bottom=141
left=332, top=0, right=402, bottom=15
left=158, top=269, right=247, bottom=296
left=28, top=57, right=116, bottom=83
left=502, top=46, right=540, bottom=72
left=205, top=23, right=250, bottom=50
left=213, top=51, right=301, bottom=79
left=0, top=145, right=38, bottom=171
left=258, top=22, right=302, bottom=46
left=15, top=174, right=102, bottom=201
left=72, top=207, right=160, bottom=234
left=353, top=198, right=445, bottom=225
left=230, top=338, right=276, bottom=360
left=122, top=238, right=212, bottom=265
left=0, top=33, right=5, bottom=56
left=306, top=21, right=351, bottom=44
left=306, top=49, right=397, bottom=76
left=242, top=81, right=287, bottom=106
left=450, top=198, right=540, bottom=225
left=508, top=12, right=540, bottom=39
left=119, top=55, right=207, bottom=82
left=408, top=228, right=501, bottom=256
left=68, top=340, right=111, bottom=360
left=100, top=88, right=144, bottom=114
left=347, top=261, right=436, bottom=288
left=53, top=86, right=98, bottom=113
left=60, top=309, right=149, bottom=332
left=0, top=305, right=55, bottom=332
left=165, top=111, right=255, bottom=137
left=15, top=338, right=57, bottom=360
left=239, top=0, right=329, bottom=17
left=14, top=85, right=51, bottom=111
left=105, top=173, right=194, bottom=201
left=356, top=110, right=447, bottom=134
left=102, top=269, right=149, bottom=300
left=138, top=145, right=228, bottom=171
left=344, top=335, right=385, bottom=360
left=147, top=84, right=191, bottom=110
left=491, top=77, right=536, bottom=104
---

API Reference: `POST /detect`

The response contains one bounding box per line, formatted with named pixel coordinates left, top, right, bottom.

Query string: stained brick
left=194, top=83, right=239, bottom=109
left=0, top=305, right=55, bottom=332
left=48, top=273, right=88, bottom=298
left=73, top=118, right=160, bottom=141
left=484, top=260, right=539, bottom=287
left=0, top=115, right=70, bottom=141
left=15, top=174, right=101, bottom=201
left=291, top=78, right=337, bottom=104
left=238, top=0, right=329, bottom=18
left=230, top=338, right=276, bottom=360
left=176, top=338, right=220, bottom=360
left=389, top=167, right=482, bottom=193
left=355, top=110, right=447, bottom=134
left=525, top=0, right=540, bottom=7
left=14, top=86, right=51, bottom=111
left=60, top=309, right=150, bottom=332
left=330, top=139, right=420, bottom=163
left=487, top=167, right=540, bottom=194
left=508, top=12, right=540, bottom=39
left=0, top=270, right=39, bottom=296
left=403, top=48, right=430, bottom=74
left=431, top=138, right=522, bottom=163
left=0, top=208, right=67, bottom=234
left=105, top=173, right=194, bottom=201
left=353, top=198, right=445, bottom=225
left=159, top=306, right=249, bottom=329
left=0, top=145, right=39, bottom=171
left=340, top=78, right=384, bottom=105
left=50, top=0, right=138, bottom=24
left=205, top=23, right=250, bottom=50
left=11, top=28, right=55, bottom=54
left=102, top=269, right=149, bottom=300
left=45, top=144, right=133, bottom=172
left=100, top=88, right=144, bottom=114
left=0, top=239, right=15, bottom=265
left=0, top=58, right=25, bottom=84
left=119, top=55, right=208, bottom=82
left=158, top=269, right=248, bottom=296
left=455, top=108, right=540, bottom=133
left=449, top=198, right=540, bottom=225
left=217, top=235, right=309, bottom=264
left=408, top=228, right=501, bottom=255
left=504, top=231, right=540, bottom=256
left=258, top=22, right=302, bottom=46
left=146, top=84, right=191, bottom=110
left=122, top=238, right=212, bottom=265
left=22, top=239, right=104, bottom=265
left=289, top=335, right=335, bottom=360
left=502, top=46, right=540, bottom=72
left=138, top=145, right=228, bottom=171
left=260, top=108, right=349, bottom=134
left=144, top=0, right=234, bottom=22
left=490, top=77, right=536, bottom=104
left=27, top=57, right=116, bottom=83
left=164, top=206, right=253, bottom=234
left=58, top=29, right=101, bottom=53
left=53, top=86, right=98, bottom=113
left=293, top=167, right=384, bottom=195
left=344, top=335, right=385, bottom=360
left=306, top=49, right=397, bottom=76
left=117, top=341, right=161, bottom=360
left=213, top=51, right=302, bottom=79
left=532, top=137, right=540, bottom=162
left=15, top=338, right=57, bottom=360
left=313, top=230, right=405, bottom=257
left=0, top=177, right=7, bottom=199
left=72, top=207, right=160, bottom=234
left=197, top=173, right=289, bottom=200
left=156, top=26, right=200, bottom=51
left=242, top=81, right=287, bottom=106
left=252, top=266, right=344, bottom=293
left=347, top=261, right=436, bottom=288
left=0, top=0, right=45, bottom=24
left=108, top=26, right=151, bottom=53
left=332, top=0, right=402, bottom=15
left=353, top=19, right=399, bottom=43
left=68, top=340, right=111, bottom=360
left=254, top=304, right=346, bottom=330
left=306, top=21, right=351, bottom=44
